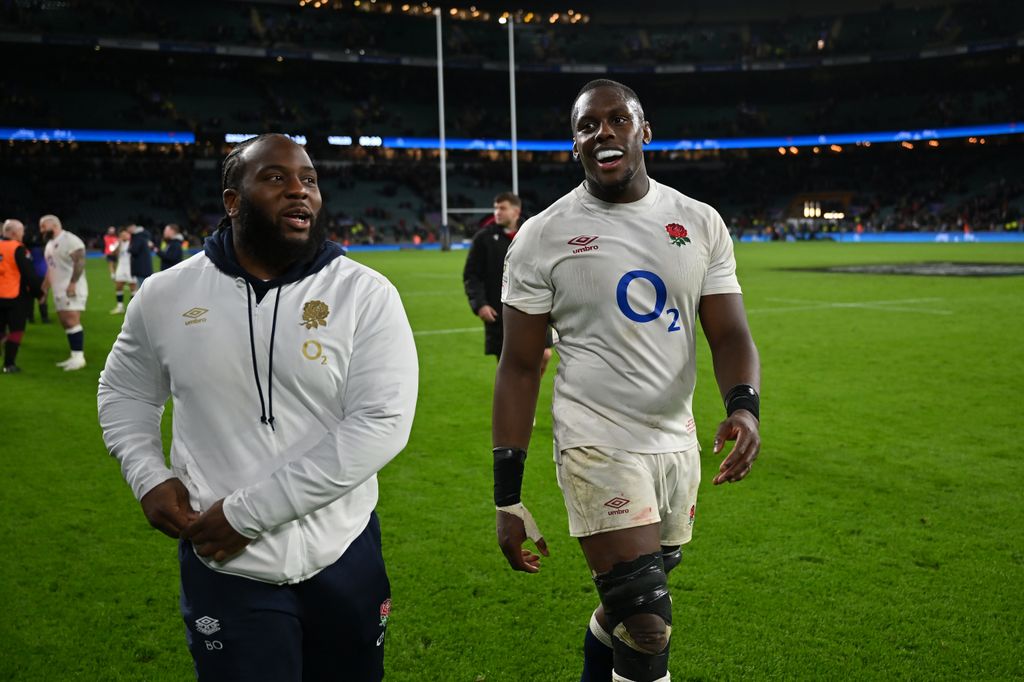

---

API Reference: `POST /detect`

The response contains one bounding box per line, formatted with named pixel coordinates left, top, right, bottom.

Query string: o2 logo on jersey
left=616, top=270, right=681, bottom=333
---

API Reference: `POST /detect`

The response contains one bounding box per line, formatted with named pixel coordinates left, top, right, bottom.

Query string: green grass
left=1, top=243, right=1022, bottom=680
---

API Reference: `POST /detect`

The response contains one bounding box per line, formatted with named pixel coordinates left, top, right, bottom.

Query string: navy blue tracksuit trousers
left=179, top=513, right=391, bottom=681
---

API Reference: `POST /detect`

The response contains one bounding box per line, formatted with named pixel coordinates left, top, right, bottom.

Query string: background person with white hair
left=0, top=218, right=43, bottom=373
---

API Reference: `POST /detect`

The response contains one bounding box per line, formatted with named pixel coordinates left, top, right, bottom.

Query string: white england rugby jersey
left=503, top=179, right=741, bottom=453
left=44, top=230, right=88, bottom=295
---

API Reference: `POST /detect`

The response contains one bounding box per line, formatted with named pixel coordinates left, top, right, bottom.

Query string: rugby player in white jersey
left=40, top=214, right=88, bottom=370
left=492, top=80, right=761, bottom=682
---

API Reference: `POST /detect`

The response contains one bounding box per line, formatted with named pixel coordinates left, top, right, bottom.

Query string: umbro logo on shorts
left=605, top=496, right=630, bottom=516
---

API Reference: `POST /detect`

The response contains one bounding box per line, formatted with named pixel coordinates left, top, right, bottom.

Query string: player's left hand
left=181, top=499, right=252, bottom=562
left=712, top=409, right=760, bottom=485
left=66, top=282, right=76, bottom=297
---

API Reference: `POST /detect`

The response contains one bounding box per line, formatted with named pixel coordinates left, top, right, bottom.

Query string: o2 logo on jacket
left=616, top=270, right=681, bottom=332
left=302, top=340, right=328, bottom=364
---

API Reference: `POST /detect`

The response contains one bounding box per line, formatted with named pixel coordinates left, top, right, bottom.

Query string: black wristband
left=724, top=384, right=760, bottom=421
left=493, top=447, right=527, bottom=506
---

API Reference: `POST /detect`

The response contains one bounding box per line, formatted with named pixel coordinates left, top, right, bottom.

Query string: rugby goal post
left=434, top=9, right=519, bottom=250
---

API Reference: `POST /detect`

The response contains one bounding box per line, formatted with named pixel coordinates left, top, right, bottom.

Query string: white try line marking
left=751, top=297, right=953, bottom=315
left=414, top=327, right=482, bottom=336
left=401, top=290, right=455, bottom=297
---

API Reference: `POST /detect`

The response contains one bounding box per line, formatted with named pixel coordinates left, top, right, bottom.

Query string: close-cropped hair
left=39, top=213, right=62, bottom=230
left=570, top=79, right=645, bottom=131
left=494, top=192, right=521, bottom=207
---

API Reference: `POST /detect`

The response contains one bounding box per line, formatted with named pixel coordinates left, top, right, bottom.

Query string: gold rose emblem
left=301, top=300, right=329, bottom=329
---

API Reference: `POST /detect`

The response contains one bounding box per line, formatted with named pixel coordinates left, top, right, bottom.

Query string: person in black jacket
left=463, top=192, right=517, bottom=357
left=156, top=223, right=185, bottom=270
left=463, top=192, right=552, bottom=369
left=128, top=224, right=154, bottom=285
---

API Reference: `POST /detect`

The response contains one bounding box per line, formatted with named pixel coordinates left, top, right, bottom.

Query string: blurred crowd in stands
left=1, top=0, right=1020, bottom=245
left=3, top=0, right=1018, bottom=65
left=2, top=140, right=1020, bottom=247
left=1, top=43, right=1018, bottom=140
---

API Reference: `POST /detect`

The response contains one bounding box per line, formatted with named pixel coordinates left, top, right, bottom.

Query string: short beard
left=235, top=193, right=325, bottom=273
left=587, top=163, right=638, bottom=198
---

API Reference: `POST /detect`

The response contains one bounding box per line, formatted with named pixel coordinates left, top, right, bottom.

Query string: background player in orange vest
left=0, top=219, right=44, bottom=373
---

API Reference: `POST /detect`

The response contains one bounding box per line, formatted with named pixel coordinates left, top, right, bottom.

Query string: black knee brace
left=661, top=545, right=682, bottom=574
left=593, top=553, right=672, bottom=682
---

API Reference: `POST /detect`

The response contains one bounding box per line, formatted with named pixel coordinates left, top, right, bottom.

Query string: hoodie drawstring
left=246, top=284, right=282, bottom=431
left=266, top=287, right=282, bottom=430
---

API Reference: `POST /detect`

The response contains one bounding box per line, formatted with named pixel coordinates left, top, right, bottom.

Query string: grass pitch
left=1, top=242, right=1022, bottom=681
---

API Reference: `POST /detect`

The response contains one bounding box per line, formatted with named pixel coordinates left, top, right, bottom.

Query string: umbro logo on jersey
left=183, top=307, right=209, bottom=326
left=195, top=616, right=221, bottom=636
left=568, top=235, right=600, bottom=254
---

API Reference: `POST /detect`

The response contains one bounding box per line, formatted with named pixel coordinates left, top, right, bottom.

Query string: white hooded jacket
left=98, top=232, right=418, bottom=584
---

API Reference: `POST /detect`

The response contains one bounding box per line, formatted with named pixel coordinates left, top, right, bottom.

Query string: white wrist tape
left=496, top=502, right=544, bottom=543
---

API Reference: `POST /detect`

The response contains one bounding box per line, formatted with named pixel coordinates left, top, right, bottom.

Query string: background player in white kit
left=491, top=80, right=761, bottom=682
left=109, top=227, right=136, bottom=314
left=40, top=214, right=89, bottom=370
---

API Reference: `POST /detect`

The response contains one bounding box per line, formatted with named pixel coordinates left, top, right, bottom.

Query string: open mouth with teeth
left=594, top=148, right=625, bottom=169
left=281, top=209, right=312, bottom=230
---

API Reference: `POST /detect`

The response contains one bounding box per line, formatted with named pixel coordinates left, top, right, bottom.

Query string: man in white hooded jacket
left=98, top=134, right=418, bottom=681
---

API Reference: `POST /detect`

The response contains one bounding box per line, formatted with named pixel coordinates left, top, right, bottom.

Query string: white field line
left=752, top=297, right=953, bottom=316
left=401, top=290, right=457, bottom=297
left=414, top=326, right=482, bottom=336
left=407, top=273, right=463, bottom=279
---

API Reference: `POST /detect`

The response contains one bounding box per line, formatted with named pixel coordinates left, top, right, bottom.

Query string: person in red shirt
left=103, top=226, right=119, bottom=279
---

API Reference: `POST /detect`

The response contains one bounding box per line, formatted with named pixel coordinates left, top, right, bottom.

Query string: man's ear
left=642, top=121, right=653, bottom=145
left=223, top=189, right=240, bottom=218
left=571, top=142, right=580, bottom=161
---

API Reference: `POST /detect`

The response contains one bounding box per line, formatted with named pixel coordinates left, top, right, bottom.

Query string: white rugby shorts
left=556, top=445, right=701, bottom=546
left=53, top=292, right=88, bottom=312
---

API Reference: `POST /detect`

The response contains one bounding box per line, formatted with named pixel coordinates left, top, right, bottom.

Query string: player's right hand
left=140, top=478, right=200, bottom=538
left=496, top=506, right=549, bottom=573
left=478, top=305, right=499, bottom=323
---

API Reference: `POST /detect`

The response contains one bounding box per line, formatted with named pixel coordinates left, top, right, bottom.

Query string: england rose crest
left=379, top=598, right=391, bottom=627
left=666, top=223, right=691, bottom=246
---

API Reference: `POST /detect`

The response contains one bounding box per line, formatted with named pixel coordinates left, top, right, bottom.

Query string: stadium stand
left=0, top=0, right=1020, bottom=244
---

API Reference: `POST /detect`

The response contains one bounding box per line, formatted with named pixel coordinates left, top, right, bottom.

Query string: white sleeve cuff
left=222, top=490, right=263, bottom=540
